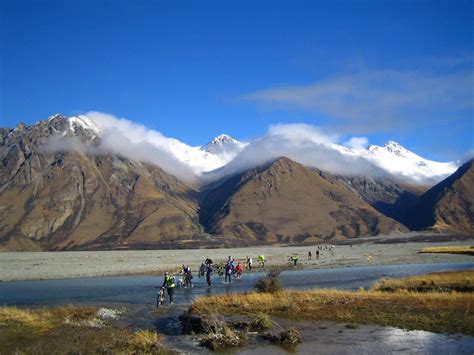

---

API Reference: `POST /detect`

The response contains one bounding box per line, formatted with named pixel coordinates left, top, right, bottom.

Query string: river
left=1, top=262, right=473, bottom=354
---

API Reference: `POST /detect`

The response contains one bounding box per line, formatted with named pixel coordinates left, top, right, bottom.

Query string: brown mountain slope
left=0, top=117, right=202, bottom=251
left=410, top=159, right=474, bottom=233
left=200, top=157, right=407, bottom=243
left=315, top=172, right=427, bottom=228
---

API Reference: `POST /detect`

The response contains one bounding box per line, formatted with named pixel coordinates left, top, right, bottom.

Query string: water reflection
left=381, top=327, right=465, bottom=353
left=238, top=323, right=474, bottom=355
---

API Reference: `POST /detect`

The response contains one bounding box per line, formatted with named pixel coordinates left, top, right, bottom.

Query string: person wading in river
left=161, top=271, right=176, bottom=305
left=235, top=262, right=244, bottom=279
left=225, top=262, right=232, bottom=284
left=206, top=264, right=213, bottom=286
left=246, top=256, right=253, bottom=271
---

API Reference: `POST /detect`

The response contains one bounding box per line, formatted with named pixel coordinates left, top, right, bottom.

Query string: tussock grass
left=418, top=246, right=474, bottom=255
left=129, top=330, right=162, bottom=352
left=254, top=271, right=283, bottom=293
left=0, top=306, right=171, bottom=354
left=0, top=306, right=98, bottom=335
left=373, top=269, right=474, bottom=292
left=0, top=306, right=53, bottom=332
left=197, top=313, right=247, bottom=350
left=190, top=289, right=474, bottom=335
left=263, top=326, right=301, bottom=346
left=250, top=312, right=273, bottom=330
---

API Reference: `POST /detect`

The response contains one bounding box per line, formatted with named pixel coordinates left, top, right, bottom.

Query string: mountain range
left=0, top=114, right=471, bottom=251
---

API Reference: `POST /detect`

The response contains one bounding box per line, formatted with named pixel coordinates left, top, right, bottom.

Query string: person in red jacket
left=235, top=262, right=245, bottom=279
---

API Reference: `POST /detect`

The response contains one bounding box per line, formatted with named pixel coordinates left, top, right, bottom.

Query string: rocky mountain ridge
left=0, top=116, right=203, bottom=251
left=0, top=115, right=471, bottom=251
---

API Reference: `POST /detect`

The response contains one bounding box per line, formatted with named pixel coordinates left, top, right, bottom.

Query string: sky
left=1, top=0, right=473, bottom=161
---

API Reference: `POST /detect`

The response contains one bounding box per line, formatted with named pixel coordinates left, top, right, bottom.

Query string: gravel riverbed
left=1, top=239, right=473, bottom=282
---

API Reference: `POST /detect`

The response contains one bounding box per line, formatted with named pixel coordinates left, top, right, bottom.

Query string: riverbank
left=0, top=240, right=472, bottom=282
left=182, top=270, right=474, bottom=352
left=188, top=289, right=474, bottom=336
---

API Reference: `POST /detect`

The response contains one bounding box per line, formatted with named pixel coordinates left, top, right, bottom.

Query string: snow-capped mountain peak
left=369, top=140, right=405, bottom=153
left=47, top=113, right=65, bottom=121
left=364, top=141, right=457, bottom=182
left=200, top=134, right=246, bottom=156
left=201, top=134, right=243, bottom=149
left=381, top=140, right=409, bottom=157
left=68, top=115, right=102, bottom=135
left=209, top=134, right=237, bottom=144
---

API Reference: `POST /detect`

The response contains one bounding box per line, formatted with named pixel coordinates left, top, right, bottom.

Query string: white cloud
left=43, top=112, right=458, bottom=186
left=343, top=137, right=369, bottom=150
left=241, top=69, right=473, bottom=134
left=203, top=124, right=386, bottom=183
left=45, top=111, right=198, bottom=184
left=268, top=123, right=338, bottom=145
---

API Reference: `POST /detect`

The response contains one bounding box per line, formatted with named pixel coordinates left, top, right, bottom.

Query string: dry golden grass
left=0, top=306, right=54, bottom=334
left=373, top=269, right=474, bottom=292
left=418, top=246, right=474, bottom=255
left=129, top=330, right=162, bottom=352
left=0, top=306, right=171, bottom=354
left=190, top=289, right=474, bottom=335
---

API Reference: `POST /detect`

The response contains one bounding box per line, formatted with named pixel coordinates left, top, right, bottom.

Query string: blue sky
left=1, top=0, right=472, bottom=160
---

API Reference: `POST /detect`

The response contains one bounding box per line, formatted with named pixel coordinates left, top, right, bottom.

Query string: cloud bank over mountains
left=203, top=123, right=387, bottom=183
left=45, top=112, right=384, bottom=181
left=43, top=111, right=458, bottom=186
left=41, top=112, right=456, bottom=185
left=45, top=112, right=198, bottom=184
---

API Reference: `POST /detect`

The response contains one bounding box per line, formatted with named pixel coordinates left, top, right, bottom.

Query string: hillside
left=0, top=116, right=202, bottom=251
left=409, top=160, right=474, bottom=233
left=200, top=157, right=407, bottom=243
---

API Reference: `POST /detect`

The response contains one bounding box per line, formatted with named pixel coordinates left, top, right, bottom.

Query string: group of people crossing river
left=158, top=247, right=336, bottom=306
left=158, top=254, right=267, bottom=306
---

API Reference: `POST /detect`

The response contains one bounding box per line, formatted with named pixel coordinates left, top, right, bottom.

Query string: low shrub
left=254, top=271, right=282, bottom=293
left=264, top=326, right=301, bottom=345
left=198, top=313, right=247, bottom=350
left=250, top=312, right=272, bottom=331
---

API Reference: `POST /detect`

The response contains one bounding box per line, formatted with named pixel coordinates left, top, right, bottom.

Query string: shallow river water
left=1, top=262, right=473, bottom=354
